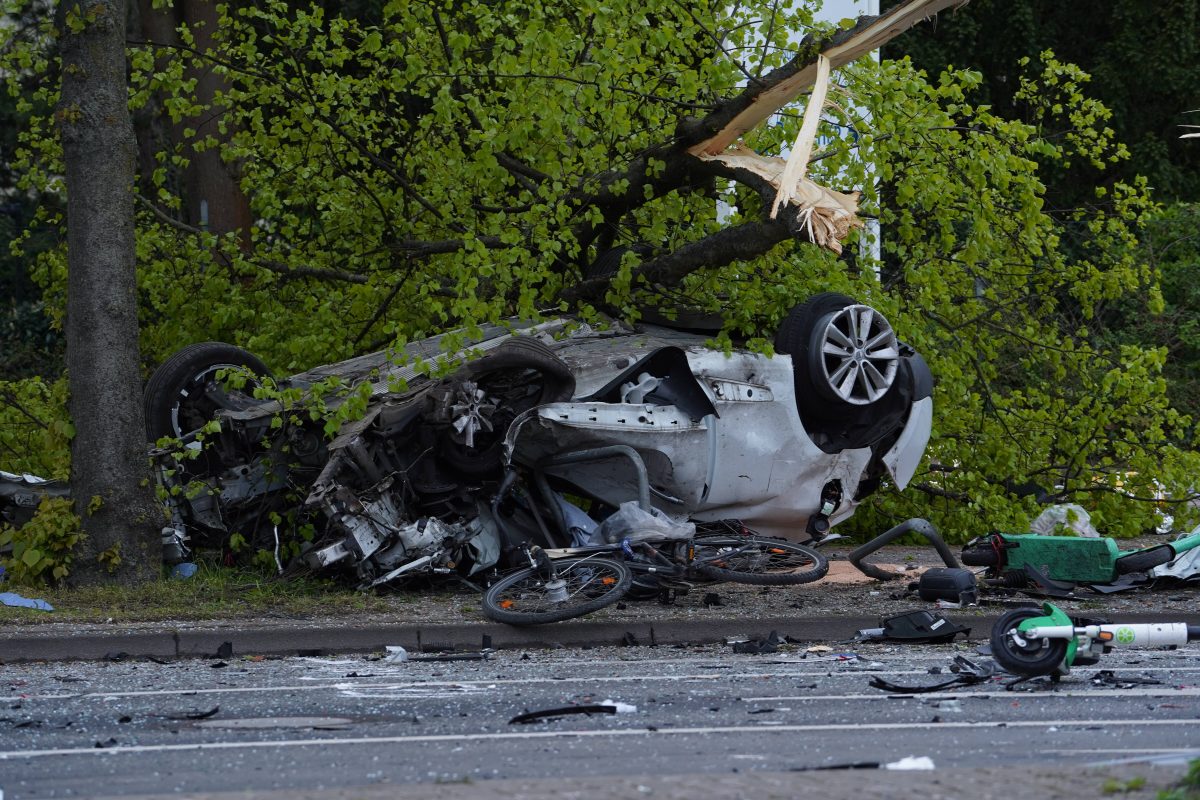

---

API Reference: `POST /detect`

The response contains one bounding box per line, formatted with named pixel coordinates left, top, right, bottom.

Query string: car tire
left=437, top=337, right=575, bottom=477
left=144, top=342, right=271, bottom=441
left=775, top=292, right=901, bottom=417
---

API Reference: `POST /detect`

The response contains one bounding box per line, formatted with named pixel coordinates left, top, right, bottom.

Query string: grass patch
left=0, top=558, right=415, bottom=624
left=1160, top=759, right=1200, bottom=800
left=1103, top=776, right=1147, bottom=794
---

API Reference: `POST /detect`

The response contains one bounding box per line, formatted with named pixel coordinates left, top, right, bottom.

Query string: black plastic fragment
left=165, top=706, right=220, bottom=721
left=1092, top=670, right=1162, bottom=688
left=509, top=705, right=618, bottom=725
left=408, top=652, right=491, bottom=663
left=881, top=610, right=970, bottom=643
left=870, top=657, right=994, bottom=694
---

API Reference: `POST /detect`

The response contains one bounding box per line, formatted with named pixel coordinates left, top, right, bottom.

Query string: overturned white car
left=139, top=292, right=931, bottom=587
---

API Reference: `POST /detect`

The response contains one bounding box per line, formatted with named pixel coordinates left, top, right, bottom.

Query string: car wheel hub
left=814, top=304, right=900, bottom=405
left=449, top=381, right=497, bottom=448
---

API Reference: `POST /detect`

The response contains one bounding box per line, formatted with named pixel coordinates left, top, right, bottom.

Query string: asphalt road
left=2, top=640, right=1199, bottom=798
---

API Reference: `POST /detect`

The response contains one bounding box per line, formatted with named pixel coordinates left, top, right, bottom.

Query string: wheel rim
left=448, top=380, right=497, bottom=448
left=698, top=541, right=814, bottom=576
left=493, top=561, right=623, bottom=615
left=169, top=364, right=262, bottom=438
left=812, top=304, right=899, bottom=405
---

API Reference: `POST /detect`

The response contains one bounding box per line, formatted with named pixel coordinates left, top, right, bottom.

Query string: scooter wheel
left=990, top=608, right=1069, bottom=677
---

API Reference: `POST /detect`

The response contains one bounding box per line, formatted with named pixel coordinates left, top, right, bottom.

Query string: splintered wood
left=704, top=145, right=861, bottom=254
left=690, top=0, right=967, bottom=254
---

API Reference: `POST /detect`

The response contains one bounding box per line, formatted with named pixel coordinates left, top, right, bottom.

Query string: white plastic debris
left=598, top=501, right=695, bottom=543
left=384, top=645, right=409, bottom=663
left=883, top=756, right=936, bottom=770
left=602, top=700, right=638, bottom=713
left=1029, top=503, right=1099, bottom=538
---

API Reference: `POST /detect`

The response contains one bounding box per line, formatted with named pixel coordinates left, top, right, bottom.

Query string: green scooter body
left=972, top=529, right=1200, bottom=584
left=991, top=534, right=1123, bottom=583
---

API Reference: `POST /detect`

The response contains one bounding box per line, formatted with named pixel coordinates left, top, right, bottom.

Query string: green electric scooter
left=962, top=528, right=1200, bottom=585
left=990, top=602, right=1200, bottom=677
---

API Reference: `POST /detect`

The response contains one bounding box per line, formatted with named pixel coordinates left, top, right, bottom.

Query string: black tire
left=482, top=556, right=631, bottom=625
left=144, top=342, right=271, bottom=441
left=774, top=292, right=900, bottom=416
left=989, top=607, right=1069, bottom=677
left=692, top=536, right=828, bottom=585
left=1114, top=545, right=1174, bottom=575
left=437, top=338, right=575, bottom=477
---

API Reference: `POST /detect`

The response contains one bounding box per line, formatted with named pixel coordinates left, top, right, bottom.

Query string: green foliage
left=0, top=375, right=71, bottom=478
left=826, top=54, right=1200, bottom=540
left=0, top=0, right=1194, bottom=556
left=884, top=0, right=1200, bottom=204
left=0, top=496, right=82, bottom=584
left=1159, top=759, right=1200, bottom=800
left=1099, top=203, right=1200, bottom=428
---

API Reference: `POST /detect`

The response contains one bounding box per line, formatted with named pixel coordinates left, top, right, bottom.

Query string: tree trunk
left=135, top=0, right=252, bottom=236
left=59, top=0, right=162, bottom=586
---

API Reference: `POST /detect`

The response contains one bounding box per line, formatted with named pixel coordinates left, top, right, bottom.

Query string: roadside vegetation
left=0, top=557, right=408, bottom=623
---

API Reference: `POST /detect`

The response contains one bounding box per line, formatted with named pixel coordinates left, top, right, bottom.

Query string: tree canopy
left=1, top=0, right=1197, bottom=583
left=884, top=0, right=1200, bottom=204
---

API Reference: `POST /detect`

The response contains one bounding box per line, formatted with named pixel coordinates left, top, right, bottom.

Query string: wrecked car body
left=6, top=295, right=934, bottom=595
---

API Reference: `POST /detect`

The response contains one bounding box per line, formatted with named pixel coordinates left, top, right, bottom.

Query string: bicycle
left=480, top=460, right=828, bottom=625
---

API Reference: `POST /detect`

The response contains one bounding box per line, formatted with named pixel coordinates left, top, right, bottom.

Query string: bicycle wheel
left=692, top=536, right=828, bottom=585
left=483, top=556, right=632, bottom=625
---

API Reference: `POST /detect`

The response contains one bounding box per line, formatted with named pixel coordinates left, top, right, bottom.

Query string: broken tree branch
left=563, top=0, right=963, bottom=295
left=684, top=0, right=969, bottom=156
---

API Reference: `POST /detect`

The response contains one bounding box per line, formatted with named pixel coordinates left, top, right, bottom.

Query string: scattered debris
left=1092, top=671, right=1163, bottom=688
left=732, top=631, right=783, bottom=654
left=883, top=756, right=936, bottom=770
left=407, top=651, right=491, bottom=663
left=509, top=701, right=636, bottom=725
left=858, top=610, right=970, bottom=644
left=164, top=706, right=220, bottom=721
left=847, top=518, right=959, bottom=581
left=0, top=591, right=53, bottom=612
left=869, top=656, right=995, bottom=694
left=197, top=717, right=352, bottom=730
left=916, top=568, right=978, bottom=606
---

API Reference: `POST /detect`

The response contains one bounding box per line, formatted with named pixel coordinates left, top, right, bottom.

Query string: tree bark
left=59, top=0, right=162, bottom=585
left=135, top=0, right=252, bottom=235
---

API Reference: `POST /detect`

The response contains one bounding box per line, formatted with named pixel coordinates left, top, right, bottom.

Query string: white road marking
left=1, top=719, right=1195, bottom=760
left=1051, top=749, right=1200, bottom=754
left=741, top=688, right=1200, bottom=702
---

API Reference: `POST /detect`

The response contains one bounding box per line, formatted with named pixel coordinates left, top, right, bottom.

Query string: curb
left=7, top=611, right=1200, bottom=663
